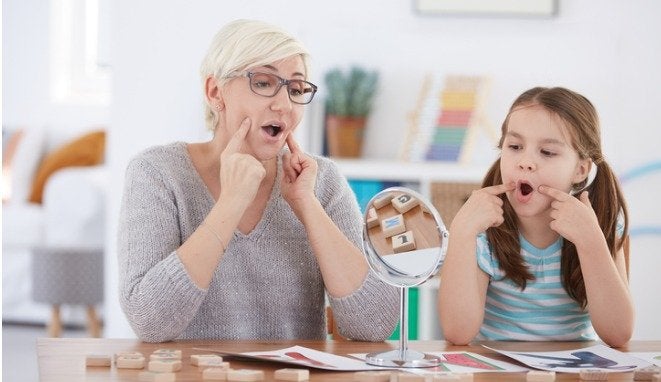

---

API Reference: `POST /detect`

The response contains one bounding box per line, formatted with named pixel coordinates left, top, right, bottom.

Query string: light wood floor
left=2, top=322, right=89, bottom=382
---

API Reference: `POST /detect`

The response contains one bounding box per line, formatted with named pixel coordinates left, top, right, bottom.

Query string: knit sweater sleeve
left=117, top=154, right=207, bottom=343
left=315, top=158, right=399, bottom=341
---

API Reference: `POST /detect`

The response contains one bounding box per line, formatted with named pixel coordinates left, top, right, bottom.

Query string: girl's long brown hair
left=484, top=87, right=629, bottom=308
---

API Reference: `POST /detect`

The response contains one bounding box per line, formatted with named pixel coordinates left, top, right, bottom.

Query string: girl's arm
left=540, top=187, right=634, bottom=347
left=580, top=241, right=633, bottom=347
left=438, top=183, right=514, bottom=345
left=439, top=229, right=490, bottom=345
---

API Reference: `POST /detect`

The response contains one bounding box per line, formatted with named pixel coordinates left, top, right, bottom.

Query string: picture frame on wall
left=413, top=0, right=557, bottom=17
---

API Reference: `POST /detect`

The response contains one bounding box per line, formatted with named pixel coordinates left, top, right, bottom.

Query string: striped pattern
left=475, top=233, right=596, bottom=341
left=424, top=77, right=482, bottom=162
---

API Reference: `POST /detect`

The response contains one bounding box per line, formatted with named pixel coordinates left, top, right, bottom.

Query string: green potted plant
left=324, top=66, right=379, bottom=157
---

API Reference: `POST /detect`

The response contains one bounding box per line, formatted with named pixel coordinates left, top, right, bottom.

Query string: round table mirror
left=362, top=187, right=449, bottom=368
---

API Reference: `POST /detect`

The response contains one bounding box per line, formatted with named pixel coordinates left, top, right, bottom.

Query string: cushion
left=28, top=130, right=106, bottom=204
left=6, top=127, right=46, bottom=203
left=2, top=128, right=25, bottom=202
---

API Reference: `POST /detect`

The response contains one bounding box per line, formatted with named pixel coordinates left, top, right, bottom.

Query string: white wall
left=6, top=0, right=659, bottom=339
left=105, top=0, right=661, bottom=340
left=2, top=0, right=110, bottom=142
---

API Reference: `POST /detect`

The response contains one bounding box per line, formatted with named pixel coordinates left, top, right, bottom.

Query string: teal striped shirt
left=475, top=233, right=596, bottom=341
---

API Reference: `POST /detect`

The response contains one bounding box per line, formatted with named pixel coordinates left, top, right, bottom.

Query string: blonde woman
left=118, top=19, right=398, bottom=343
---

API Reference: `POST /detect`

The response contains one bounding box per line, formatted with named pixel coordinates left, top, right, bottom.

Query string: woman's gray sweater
left=118, top=142, right=398, bottom=343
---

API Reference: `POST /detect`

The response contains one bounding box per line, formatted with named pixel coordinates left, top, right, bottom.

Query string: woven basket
left=430, top=181, right=481, bottom=226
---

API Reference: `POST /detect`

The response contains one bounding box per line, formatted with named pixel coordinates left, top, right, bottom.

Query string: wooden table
left=36, top=338, right=660, bottom=381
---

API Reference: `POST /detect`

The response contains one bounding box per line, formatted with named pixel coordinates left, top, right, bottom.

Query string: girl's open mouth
left=516, top=180, right=534, bottom=203
left=520, top=182, right=533, bottom=196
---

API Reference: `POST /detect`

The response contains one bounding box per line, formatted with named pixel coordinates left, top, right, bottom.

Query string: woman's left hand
left=281, top=134, right=318, bottom=211
left=538, top=186, right=603, bottom=249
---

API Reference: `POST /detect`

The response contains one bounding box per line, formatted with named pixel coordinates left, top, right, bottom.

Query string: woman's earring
left=215, top=104, right=223, bottom=111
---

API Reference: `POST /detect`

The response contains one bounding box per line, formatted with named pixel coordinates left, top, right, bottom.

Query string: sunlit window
left=50, top=0, right=111, bottom=105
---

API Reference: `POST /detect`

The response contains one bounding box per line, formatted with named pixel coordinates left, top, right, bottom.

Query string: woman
left=118, top=19, right=398, bottom=343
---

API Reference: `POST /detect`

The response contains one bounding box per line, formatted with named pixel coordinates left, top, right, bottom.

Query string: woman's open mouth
left=262, top=124, right=282, bottom=137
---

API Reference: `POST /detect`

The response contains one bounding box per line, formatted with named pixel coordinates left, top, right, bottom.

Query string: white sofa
left=2, top=127, right=107, bottom=325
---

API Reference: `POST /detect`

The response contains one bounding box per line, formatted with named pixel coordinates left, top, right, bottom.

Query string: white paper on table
left=485, top=344, right=652, bottom=373
left=194, top=345, right=388, bottom=371
left=350, top=351, right=530, bottom=373
left=629, top=352, right=661, bottom=367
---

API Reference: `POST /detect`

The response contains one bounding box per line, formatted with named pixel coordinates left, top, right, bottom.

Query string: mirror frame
left=362, top=187, right=449, bottom=288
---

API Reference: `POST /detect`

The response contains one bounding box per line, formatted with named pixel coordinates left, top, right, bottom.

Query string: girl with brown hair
left=439, top=87, right=633, bottom=347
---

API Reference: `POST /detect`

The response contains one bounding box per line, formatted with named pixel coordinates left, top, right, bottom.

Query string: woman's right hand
left=452, top=183, right=515, bottom=236
left=219, top=118, right=266, bottom=208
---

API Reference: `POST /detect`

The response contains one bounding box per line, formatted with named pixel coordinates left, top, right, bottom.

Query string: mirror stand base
left=365, top=349, right=441, bottom=368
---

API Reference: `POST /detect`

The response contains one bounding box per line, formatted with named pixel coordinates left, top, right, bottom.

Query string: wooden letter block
left=367, top=207, right=379, bottom=229
left=430, top=372, right=460, bottom=381
left=203, top=367, right=230, bottom=381
left=199, top=360, right=230, bottom=369
left=392, top=230, right=416, bottom=253
left=274, top=368, right=310, bottom=381
left=139, top=371, right=176, bottom=382
left=391, top=371, right=426, bottom=381
left=227, top=369, right=265, bottom=381
left=148, top=359, right=182, bottom=372
left=579, top=369, right=608, bottom=381
left=85, top=354, right=111, bottom=367
left=373, top=193, right=394, bottom=209
left=116, top=355, right=146, bottom=369
left=635, top=366, right=661, bottom=380
left=392, top=194, right=419, bottom=214
left=454, top=373, right=474, bottom=382
left=153, top=349, right=182, bottom=359
left=381, top=214, right=406, bottom=237
left=353, top=370, right=392, bottom=381
left=526, top=370, right=556, bottom=381
left=115, top=351, right=143, bottom=363
left=191, top=354, right=224, bottom=366
left=150, top=353, right=180, bottom=361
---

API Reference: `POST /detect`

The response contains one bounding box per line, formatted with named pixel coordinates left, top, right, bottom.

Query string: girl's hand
left=538, top=186, right=603, bottom=248
left=281, top=134, right=317, bottom=211
left=219, top=118, right=266, bottom=208
left=452, top=183, right=516, bottom=237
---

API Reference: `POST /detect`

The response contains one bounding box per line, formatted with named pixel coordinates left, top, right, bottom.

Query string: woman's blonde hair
left=199, top=19, right=311, bottom=131
left=483, top=87, right=629, bottom=308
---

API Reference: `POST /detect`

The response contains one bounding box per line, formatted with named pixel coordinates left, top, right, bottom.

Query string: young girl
left=438, top=87, right=634, bottom=347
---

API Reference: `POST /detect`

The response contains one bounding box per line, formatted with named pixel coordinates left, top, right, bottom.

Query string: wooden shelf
left=333, top=159, right=487, bottom=183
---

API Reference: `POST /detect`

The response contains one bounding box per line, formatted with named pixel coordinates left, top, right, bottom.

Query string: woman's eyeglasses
left=227, top=71, right=318, bottom=105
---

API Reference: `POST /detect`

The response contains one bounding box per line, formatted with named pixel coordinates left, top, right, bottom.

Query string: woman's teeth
left=264, top=125, right=281, bottom=137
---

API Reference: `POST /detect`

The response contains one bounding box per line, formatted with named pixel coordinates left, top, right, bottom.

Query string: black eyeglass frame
left=226, top=71, right=318, bottom=105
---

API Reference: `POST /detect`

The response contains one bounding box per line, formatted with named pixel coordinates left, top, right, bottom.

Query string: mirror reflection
left=362, top=187, right=449, bottom=368
left=364, top=188, right=447, bottom=288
